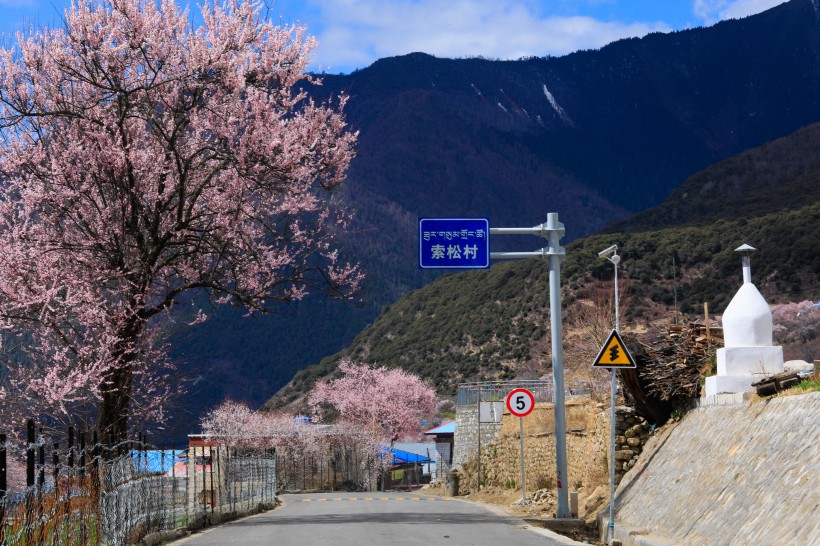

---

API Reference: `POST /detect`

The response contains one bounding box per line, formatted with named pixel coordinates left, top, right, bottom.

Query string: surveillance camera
left=598, top=245, right=617, bottom=258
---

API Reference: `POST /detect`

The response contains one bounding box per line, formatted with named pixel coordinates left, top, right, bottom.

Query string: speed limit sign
left=506, top=388, right=535, bottom=418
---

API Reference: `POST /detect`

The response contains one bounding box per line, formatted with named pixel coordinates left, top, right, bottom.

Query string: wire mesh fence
left=275, top=443, right=380, bottom=493
left=0, top=421, right=277, bottom=546
left=456, top=380, right=592, bottom=406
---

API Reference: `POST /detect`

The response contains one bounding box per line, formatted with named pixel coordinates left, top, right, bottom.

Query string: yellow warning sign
left=592, top=329, right=637, bottom=368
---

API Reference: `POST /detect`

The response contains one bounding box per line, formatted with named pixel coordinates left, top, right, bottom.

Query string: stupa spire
left=735, top=244, right=756, bottom=285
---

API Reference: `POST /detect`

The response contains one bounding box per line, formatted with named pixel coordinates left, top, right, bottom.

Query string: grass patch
left=779, top=378, right=820, bottom=396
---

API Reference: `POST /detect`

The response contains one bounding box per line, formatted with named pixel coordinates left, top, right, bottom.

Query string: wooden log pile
left=620, top=322, right=723, bottom=424
left=637, top=322, right=723, bottom=401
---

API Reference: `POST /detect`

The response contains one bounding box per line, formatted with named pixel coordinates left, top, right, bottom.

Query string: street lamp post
left=599, top=244, right=620, bottom=543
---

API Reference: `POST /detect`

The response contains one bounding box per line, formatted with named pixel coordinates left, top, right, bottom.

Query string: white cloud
left=306, top=0, right=670, bottom=73
left=693, top=0, right=788, bottom=24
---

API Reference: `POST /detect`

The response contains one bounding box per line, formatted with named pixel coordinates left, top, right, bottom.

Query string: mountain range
left=167, top=0, right=820, bottom=434
left=267, top=118, right=820, bottom=409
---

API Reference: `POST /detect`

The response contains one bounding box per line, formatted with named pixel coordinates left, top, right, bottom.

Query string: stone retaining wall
left=455, top=398, right=651, bottom=502
left=613, top=406, right=651, bottom=482
left=608, top=392, right=820, bottom=545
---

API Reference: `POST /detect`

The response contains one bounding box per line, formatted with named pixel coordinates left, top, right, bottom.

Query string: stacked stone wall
left=452, top=406, right=501, bottom=469
left=456, top=398, right=652, bottom=499
left=613, top=406, right=651, bottom=481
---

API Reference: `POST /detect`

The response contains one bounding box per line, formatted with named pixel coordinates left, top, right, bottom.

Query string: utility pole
left=599, top=244, right=621, bottom=544
left=672, top=256, right=678, bottom=325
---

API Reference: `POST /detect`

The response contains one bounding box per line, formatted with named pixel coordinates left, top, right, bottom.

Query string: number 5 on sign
left=506, top=388, right=535, bottom=418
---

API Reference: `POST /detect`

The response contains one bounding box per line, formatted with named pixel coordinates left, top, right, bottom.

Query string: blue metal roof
left=377, top=445, right=433, bottom=465
left=424, top=421, right=455, bottom=435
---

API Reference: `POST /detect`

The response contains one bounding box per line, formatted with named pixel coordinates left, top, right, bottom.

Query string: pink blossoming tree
left=308, top=360, right=438, bottom=445
left=201, top=400, right=385, bottom=490
left=772, top=300, right=820, bottom=344
left=0, top=0, right=359, bottom=443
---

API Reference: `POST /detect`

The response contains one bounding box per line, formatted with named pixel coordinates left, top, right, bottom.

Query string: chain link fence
left=456, top=380, right=591, bottom=406
left=0, top=421, right=277, bottom=546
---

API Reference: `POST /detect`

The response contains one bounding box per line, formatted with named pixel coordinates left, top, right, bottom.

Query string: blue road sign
left=418, top=218, right=490, bottom=269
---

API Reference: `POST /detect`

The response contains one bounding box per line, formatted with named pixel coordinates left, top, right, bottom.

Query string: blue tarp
left=378, top=447, right=431, bottom=465
left=391, top=448, right=430, bottom=464
left=132, top=450, right=181, bottom=473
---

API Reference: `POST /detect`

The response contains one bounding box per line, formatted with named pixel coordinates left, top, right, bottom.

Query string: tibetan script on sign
left=418, top=218, right=490, bottom=269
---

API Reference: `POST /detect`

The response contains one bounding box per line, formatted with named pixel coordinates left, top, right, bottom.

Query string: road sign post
left=506, top=388, right=535, bottom=505
left=417, top=212, right=571, bottom=518
left=491, top=213, right=571, bottom=518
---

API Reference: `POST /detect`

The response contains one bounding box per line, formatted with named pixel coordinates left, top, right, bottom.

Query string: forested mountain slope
left=168, top=0, right=820, bottom=429
left=267, top=119, right=820, bottom=408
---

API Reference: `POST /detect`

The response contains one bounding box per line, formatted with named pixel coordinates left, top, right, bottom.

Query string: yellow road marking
left=299, top=496, right=450, bottom=502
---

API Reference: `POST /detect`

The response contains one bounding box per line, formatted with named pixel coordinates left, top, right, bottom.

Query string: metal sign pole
left=610, top=365, right=616, bottom=542
left=519, top=417, right=526, bottom=504
left=422, top=213, right=570, bottom=517
left=490, top=212, right=570, bottom=518
left=506, top=388, right=534, bottom=506
left=547, top=213, right=571, bottom=518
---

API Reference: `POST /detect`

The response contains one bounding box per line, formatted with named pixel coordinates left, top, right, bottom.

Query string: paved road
left=171, top=492, right=581, bottom=546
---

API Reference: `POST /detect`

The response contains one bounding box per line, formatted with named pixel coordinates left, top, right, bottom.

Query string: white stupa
left=704, top=244, right=784, bottom=397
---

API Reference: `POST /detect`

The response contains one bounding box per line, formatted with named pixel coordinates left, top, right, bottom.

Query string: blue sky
left=0, top=0, right=789, bottom=74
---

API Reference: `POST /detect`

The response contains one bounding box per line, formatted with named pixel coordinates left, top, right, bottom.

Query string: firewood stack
left=620, top=322, right=723, bottom=424
left=639, top=322, right=723, bottom=400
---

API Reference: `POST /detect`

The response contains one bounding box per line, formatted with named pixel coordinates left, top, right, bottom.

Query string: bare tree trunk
left=98, top=365, right=134, bottom=453
left=97, top=316, right=143, bottom=453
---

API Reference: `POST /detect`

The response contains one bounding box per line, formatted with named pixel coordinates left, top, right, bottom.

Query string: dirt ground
left=421, top=481, right=605, bottom=545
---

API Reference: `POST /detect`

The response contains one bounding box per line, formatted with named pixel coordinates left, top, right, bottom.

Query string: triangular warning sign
left=592, top=329, right=637, bottom=368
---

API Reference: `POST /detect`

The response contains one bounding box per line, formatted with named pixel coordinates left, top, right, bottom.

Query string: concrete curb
left=595, top=517, right=677, bottom=546
left=147, top=499, right=280, bottom=545
left=449, top=496, right=589, bottom=545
